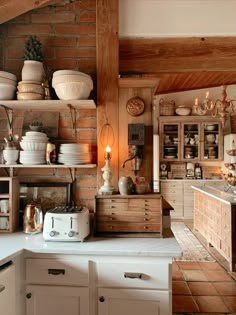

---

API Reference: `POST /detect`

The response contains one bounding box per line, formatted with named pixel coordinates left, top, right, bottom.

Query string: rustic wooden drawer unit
left=95, top=194, right=163, bottom=236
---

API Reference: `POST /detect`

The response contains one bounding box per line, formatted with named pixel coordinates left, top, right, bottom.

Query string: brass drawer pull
left=124, top=272, right=143, bottom=279
left=48, top=268, right=65, bottom=275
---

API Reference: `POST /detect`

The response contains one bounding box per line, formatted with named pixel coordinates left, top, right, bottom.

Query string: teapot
left=23, top=202, right=43, bottom=234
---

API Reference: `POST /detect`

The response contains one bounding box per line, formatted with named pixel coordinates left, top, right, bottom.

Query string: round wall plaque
left=126, top=96, right=145, bottom=116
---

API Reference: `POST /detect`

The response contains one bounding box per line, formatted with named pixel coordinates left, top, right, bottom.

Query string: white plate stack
left=19, top=131, right=49, bottom=165
left=58, top=143, right=91, bottom=165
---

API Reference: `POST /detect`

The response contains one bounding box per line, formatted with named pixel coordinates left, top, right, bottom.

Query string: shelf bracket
left=2, top=166, right=14, bottom=177
left=67, top=104, right=76, bottom=138
left=68, top=167, right=76, bottom=182
left=0, top=104, right=14, bottom=139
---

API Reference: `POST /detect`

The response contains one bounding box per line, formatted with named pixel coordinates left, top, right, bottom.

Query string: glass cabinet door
left=202, top=122, right=221, bottom=160
left=160, top=123, right=180, bottom=161
left=182, top=123, right=200, bottom=161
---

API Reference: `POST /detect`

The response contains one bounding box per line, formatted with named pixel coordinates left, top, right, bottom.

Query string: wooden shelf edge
left=0, top=99, right=96, bottom=111
left=0, top=164, right=97, bottom=168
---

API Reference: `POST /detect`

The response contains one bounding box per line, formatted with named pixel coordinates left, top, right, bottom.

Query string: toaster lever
left=51, top=217, right=54, bottom=229
left=70, top=217, right=73, bottom=229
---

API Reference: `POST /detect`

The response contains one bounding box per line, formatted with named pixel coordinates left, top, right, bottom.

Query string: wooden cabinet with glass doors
left=159, top=116, right=223, bottom=162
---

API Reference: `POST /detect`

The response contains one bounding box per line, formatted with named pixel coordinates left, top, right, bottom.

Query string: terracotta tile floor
left=172, top=220, right=236, bottom=314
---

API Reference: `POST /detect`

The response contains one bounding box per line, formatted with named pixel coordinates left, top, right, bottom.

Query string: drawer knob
left=99, top=296, right=105, bottom=302
left=48, top=268, right=65, bottom=275
left=26, top=293, right=32, bottom=299
left=124, top=272, right=143, bottom=279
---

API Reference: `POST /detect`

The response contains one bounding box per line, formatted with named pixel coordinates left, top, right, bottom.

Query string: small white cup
left=0, top=217, right=9, bottom=230
left=0, top=199, right=9, bottom=213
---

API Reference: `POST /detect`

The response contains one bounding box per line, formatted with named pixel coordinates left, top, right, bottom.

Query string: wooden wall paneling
left=96, top=0, right=119, bottom=191
left=118, top=82, right=159, bottom=189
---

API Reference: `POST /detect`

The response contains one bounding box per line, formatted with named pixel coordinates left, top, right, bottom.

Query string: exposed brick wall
left=0, top=0, right=98, bottom=211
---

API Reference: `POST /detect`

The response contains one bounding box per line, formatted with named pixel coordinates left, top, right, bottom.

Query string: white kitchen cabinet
left=0, top=261, right=16, bottom=315
left=25, top=254, right=173, bottom=315
left=25, top=256, right=89, bottom=315
left=26, top=285, right=89, bottom=315
left=96, top=257, right=172, bottom=315
left=98, top=288, right=170, bottom=315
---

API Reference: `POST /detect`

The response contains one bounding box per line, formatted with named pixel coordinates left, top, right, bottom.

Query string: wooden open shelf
left=0, top=99, right=96, bottom=111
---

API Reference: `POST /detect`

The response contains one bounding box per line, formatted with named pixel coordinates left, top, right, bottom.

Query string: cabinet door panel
left=98, top=288, right=170, bottom=315
left=26, top=285, right=89, bottom=315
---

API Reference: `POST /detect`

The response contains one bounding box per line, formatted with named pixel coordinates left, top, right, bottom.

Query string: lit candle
left=206, top=91, right=209, bottom=99
left=195, top=98, right=198, bottom=106
left=105, top=145, right=111, bottom=159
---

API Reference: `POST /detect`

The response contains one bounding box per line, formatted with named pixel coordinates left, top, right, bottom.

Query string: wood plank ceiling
left=119, top=37, right=236, bottom=95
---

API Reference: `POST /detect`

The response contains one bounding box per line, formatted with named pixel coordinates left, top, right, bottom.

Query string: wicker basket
left=159, top=98, right=175, bottom=116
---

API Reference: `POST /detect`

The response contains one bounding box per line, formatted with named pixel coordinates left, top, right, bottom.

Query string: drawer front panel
left=97, top=262, right=169, bottom=289
left=96, top=213, right=161, bottom=223
left=26, top=258, right=88, bottom=285
left=96, top=222, right=161, bottom=233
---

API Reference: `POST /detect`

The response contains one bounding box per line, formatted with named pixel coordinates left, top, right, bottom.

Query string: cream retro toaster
left=43, top=205, right=90, bottom=242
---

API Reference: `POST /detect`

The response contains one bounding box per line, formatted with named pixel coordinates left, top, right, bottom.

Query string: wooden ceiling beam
left=119, top=37, right=236, bottom=74
left=0, top=0, right=62, bottom=24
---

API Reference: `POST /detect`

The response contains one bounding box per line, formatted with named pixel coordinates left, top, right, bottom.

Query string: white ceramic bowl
left=0, top=83, right=16, bottom=100
left=0, top=76, right=17, bottom=86
left=20, top=150, right=46, bottom=157
left=25, top=131, right=47, bottom=138
left=17, top=92, right=44, bottom=100
left=21, top=138, right=49, bottom=143
left=52, top=74, right=93, bottom=90
left=205, top=124, right=216, bottom=131
left=0, top=71, right=17, bottom=81
left=53, top=81, right=92, bottom=100
left=20, top=141, right=47, bottom=151
left=175, top=106, right=191, bottom=116
left=53, top=70, right=91, bottom=79
left=206, top=134, right=215, bottom=143
left=3, top=149, right=19, bottom=164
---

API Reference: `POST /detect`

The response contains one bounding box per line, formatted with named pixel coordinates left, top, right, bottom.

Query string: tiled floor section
left=172, top=221, right=236, bottom=314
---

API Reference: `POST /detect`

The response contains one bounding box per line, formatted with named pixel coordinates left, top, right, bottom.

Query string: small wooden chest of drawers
left=94, top=194, right=163, bottom=236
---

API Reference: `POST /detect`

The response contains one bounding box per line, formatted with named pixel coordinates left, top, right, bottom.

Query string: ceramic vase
left=118, top=176, right=134, bottom=195
left=21, top=60, right=44, bottom=82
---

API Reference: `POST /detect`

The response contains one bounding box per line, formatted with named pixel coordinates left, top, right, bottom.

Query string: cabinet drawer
left=97, top=200, right=128, bottom=211
left=26, top=258, right=88, bottom=285
left=96, top=222, right=161, bottom=233
left=97, top=261, right=169, bottom=289
left=96, top=212, right=161, bottom=222
left=128, top=198, right=161, bottom=210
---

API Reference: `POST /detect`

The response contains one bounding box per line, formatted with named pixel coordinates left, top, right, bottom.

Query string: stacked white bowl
left=58, top=143, right=91, bottom=165
left=19, top=131, right=49, bottom=165
left=52, top=70, right=93, bottom=100
left=0, top=71, right=17, bottom=100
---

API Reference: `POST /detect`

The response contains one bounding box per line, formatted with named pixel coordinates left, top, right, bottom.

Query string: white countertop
left=0, top=232, right=182, bottom=266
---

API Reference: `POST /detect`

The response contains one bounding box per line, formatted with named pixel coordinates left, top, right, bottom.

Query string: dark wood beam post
left=96, top=0, right=119, bottom=191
